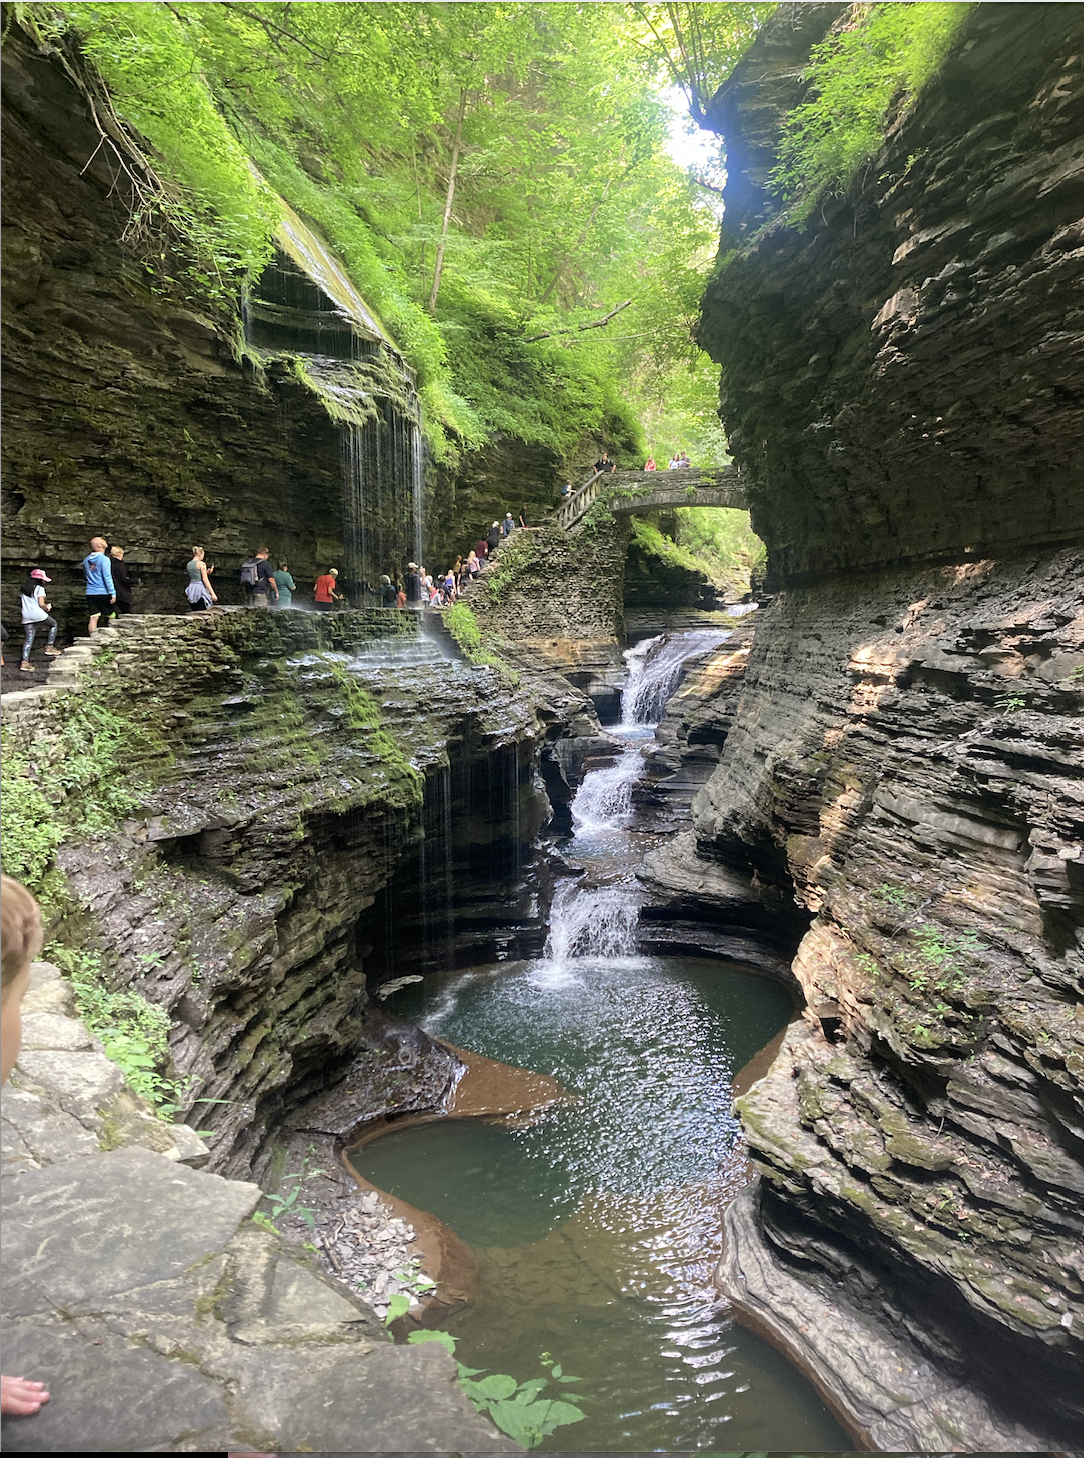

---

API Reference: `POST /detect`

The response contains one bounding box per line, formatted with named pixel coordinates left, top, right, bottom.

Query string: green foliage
left=897, top=923, right=986, bottom=996
left=27, top=1, right=280, bottom=293
left=770, top=3, right=970, bottom=221
left=444, top=602, right=484, bottom=654
left=324, top=661, right=423, bottom=803
left=39, top=1, right=751, bottom=463
left=993, top=688, right=1027, bottom=715
left=390, top=1322, right=585, bottom=1450
left=45, top=944, right=178, bottom=1115
left=0, top=675, right=171, bottom=898
left=255, top=1164, right=328, bottom=1232
left=672, top=506, right=766, bottom=596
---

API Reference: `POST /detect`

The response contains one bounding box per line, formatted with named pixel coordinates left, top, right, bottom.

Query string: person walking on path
left=594, top=452, right=615, bottom=474
left=452, top=555, right=463, bottom=589
left=486, top=521, right=502, bottom=554
left=465, top=550, right=480, bottom=582
left=380, top=574, right=398, bottom=608
left=82, top=536, right=115, bottom=633
left=272, top=561, right=295, bottom=609
left=19, top=570, right=59, bottom=672
left=476, top=536, right=489, bottom=561
left=244, top=548, right=278, bottom=608
left=314, top=567, right=344, bottom=611
left=502, top=511, right=515, bottom=538
left=185, top=547, right=217, bottom=611
left=644, top=457, right=657, bottom=471
left=405, top=563, right=424, bottom=606
left=108, top=546, right=133, bottom=614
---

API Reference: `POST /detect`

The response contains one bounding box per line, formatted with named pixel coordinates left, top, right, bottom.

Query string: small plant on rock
left=383, top=1307, right=585, bottom=1449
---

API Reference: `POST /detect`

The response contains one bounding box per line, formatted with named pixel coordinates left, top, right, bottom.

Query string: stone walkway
left=0, top=965, right=511, bottom=1453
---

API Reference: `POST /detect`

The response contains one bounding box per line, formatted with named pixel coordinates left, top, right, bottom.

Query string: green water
left=356, top=956, right=850, bottom=1451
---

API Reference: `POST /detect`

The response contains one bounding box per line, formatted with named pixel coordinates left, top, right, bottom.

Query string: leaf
left=455, top=1363, right=485, bottom=1377
left=557, top=1373, right=583, bottom=1383
left=514, top=1378, right=548, bottom=1402
left=474, top=1373, right=518, bottom=1401
left=550, top=1363, right=562, bottom=1379
left=384, top=1292, right=412, bottom=1324
left=485, top=1399, right=542, bottom=1448
left=407, top=1329, right=456, bottom=1354
left=534, top=1399, right=586, bottom=1430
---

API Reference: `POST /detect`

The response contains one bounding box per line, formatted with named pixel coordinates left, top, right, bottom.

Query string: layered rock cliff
left=2, top=609, right=579, bottom=1181
left=649, top=2, right=1084, bottom=1447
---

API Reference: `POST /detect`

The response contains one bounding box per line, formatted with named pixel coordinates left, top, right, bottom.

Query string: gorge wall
left=647, top=2, right=1084, bottom=1447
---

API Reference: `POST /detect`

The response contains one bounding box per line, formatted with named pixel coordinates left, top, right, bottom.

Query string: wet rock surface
left=1, top=609, right=562, bottom=1180
left=674, top=4, right=1084, bottom=1443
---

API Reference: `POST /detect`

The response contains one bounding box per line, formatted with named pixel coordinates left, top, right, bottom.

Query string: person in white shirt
left=19, top=570, right=60, bottom=672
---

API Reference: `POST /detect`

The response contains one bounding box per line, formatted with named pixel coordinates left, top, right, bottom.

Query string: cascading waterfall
left=552, top=628, right=733, bottom=968
left=247, top=238, right=425, bottom=598
left=544, top=880, right=640, bottom=964
left=620, top=628, right=731, bottom=727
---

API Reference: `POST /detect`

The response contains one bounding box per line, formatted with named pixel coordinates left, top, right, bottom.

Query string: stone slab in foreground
left=0, top=1148, right=511, bottom=1452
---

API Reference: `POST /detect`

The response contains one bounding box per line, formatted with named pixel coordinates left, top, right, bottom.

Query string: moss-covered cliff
left=1, top=608, right=574, bottom=1179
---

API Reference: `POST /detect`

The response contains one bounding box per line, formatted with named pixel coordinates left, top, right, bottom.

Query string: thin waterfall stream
left=355, top=629, right=848, bottom=1450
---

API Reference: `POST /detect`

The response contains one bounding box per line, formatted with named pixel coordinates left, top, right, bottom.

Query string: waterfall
left=248, top=236, right=424, bottom=598
left=544, top=880, right=640, bottom=965
left=571, top=749, right=643, bottom=835
left=620, top=629, right=731, bottom=727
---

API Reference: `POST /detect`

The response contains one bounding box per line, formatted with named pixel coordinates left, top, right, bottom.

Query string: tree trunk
left=427, top=87, right=468, bottom=315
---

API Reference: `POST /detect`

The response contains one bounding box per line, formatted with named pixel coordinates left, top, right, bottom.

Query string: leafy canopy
left=769, top=2, right=970, bottom=221
left=32, top=1, right=766, bottom=464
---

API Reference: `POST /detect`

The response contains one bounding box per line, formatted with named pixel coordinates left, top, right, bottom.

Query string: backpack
left=240, top=558, right=259, bottom=587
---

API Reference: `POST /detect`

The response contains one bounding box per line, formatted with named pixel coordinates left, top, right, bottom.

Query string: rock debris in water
left=281, top=1189, right=428, bottom=1320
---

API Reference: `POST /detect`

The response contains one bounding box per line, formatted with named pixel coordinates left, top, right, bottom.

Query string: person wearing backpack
left=241, top=548, right=278, bottom=608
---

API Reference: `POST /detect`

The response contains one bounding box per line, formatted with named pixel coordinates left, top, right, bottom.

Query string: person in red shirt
left=313, top=567, right=344, bottom=611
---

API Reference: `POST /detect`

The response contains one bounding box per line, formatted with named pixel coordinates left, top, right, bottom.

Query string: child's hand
left=1, top=1375, right=50, bottom=1416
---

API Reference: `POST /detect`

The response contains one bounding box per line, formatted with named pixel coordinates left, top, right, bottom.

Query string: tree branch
left=427, top=86, right=468, bottom=315
left=523, top=298, right=632, bottom=344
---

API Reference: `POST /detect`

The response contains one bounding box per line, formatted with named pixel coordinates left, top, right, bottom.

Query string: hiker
left=518, top=508, right=529, bottom=529
left=644, top=456, right=657, bottom=471
left=465, top=550, right=480, bottom=582
left=667, top=453, right=680, bottom=469
left=452, top=555, right=463, bottom=589
left=1, top=875, right=51, bottom=1418
left=82, top=536, right=115, bottom=633
left=380, top=574, right=398, bottom=608
left=486, top=521, right=502, bottom=554
left=272, top=561, right=296, bottom=609
left=185, top=547, right=217, bottom=611
left=108, top=546, right=133, bottom=614
left=395, top=579, right=407, bottom=609
left=442, top=568, right=457, bottom=603
left=242, top=547, right=278, bottom=608
left=476, top=536, right=489, bottom=561
left=559, top=482, right=572, bottom=501
left=19, top=570, right=59, bottom=673
left=314, top=567, right=343, bottom=611
left=594, top=452, right=615, bottom=474
left=502, top=511, right=515, bottom=538
left=405, top=563, right=424, bottom=606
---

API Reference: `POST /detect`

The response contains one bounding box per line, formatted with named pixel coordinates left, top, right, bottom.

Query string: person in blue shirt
left=82, top=536, right=115, bottom=634
left=502, top=511, right=515, bottom=537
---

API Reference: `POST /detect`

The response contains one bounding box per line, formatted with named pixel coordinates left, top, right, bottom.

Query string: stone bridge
left=553, top=465, right=748, bottom=531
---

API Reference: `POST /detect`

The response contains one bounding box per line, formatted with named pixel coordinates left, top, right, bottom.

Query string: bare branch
left=523, top=298, right=632, bottom=344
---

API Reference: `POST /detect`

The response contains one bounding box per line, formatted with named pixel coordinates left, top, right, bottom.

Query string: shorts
left=251, top=591, right=269, bottom=609
left=86, top=593, right=112, bottom=616
left=112, top=598, right=132, bottom=614
left=314, top=600, right=334, bottom=611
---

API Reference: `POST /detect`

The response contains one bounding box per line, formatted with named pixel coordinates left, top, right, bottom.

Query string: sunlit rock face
left=653, top=2, right=1084, bottom=1446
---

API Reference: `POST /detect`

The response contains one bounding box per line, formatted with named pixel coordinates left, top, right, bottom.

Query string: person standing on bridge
left=594, top=452, right=616, bottom=474
left=644, top=456, right=657, bottom=471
